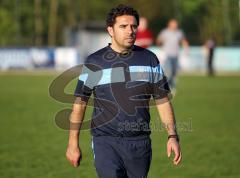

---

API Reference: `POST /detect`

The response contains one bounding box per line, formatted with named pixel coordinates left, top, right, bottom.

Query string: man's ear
left=107, top=26, right=113, bottom=37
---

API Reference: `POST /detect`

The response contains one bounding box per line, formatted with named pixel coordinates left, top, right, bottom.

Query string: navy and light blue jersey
left=74, top=45, right=170, bottom=137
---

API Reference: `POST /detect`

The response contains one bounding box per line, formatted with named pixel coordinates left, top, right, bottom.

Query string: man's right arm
left=66, top=97, right=87, bottom=167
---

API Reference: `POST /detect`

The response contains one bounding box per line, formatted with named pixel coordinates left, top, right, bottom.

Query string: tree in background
left=34, top=0, right=43, bottom=46
left=48, top=0, right=58, bottom=46
left=0, top=1, right=18, bottom=45
left=0, top=0, right=239, bottom=46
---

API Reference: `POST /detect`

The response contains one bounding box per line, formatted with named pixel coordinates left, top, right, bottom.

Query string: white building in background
left=64, top=21, right=110, bottom=63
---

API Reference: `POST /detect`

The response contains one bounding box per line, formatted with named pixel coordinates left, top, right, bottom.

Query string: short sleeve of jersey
left=150, top=54, right=171, bottom=100
left=74, top=63, right=95, bottom=102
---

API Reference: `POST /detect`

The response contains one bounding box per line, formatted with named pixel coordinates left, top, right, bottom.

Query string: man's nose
left=127, top=26, right=134, bottom=35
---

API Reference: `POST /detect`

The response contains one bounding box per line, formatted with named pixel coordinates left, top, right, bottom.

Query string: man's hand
left=167, top=138, right=181, bottom=165
left=66, top=145, right=82, bottom=167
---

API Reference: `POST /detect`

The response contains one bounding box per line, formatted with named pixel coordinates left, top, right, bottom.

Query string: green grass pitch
left=0, top=73, right=240, bottom=178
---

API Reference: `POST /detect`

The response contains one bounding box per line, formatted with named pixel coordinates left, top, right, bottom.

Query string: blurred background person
left=135, top=17, right=153, bottom=48
left=156, top=19, right=188, bottom=92
left=204, top=38, right=216, bottom=76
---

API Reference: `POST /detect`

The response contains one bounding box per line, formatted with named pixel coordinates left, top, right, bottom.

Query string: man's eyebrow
left=119, top=24, right=128, bottom=27
left=119, top=23, right=137, bottom=26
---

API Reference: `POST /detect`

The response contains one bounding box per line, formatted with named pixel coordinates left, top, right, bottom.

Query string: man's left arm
left=155, top=97, right=182, bottom=165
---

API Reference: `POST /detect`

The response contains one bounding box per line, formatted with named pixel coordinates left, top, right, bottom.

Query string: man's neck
left=110, top=43, right=132, bottom=53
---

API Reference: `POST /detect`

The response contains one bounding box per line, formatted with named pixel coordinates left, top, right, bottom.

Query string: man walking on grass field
left=66, top=4, right=181, bottom=178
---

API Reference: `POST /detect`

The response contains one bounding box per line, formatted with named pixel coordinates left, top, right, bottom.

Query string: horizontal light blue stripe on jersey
left=79, top=73, right=88, bottom=83
left=152, top=64, right=164, bottom=82
left=78, top=65, right=164, bottom=88
left=98, top=68, right=111, bottom=85
left=97, top=67, right=126, bottom=85
left=129, top=64, right=163, bottom=83
left=129, top=64, right=163, bottom=75
left=78, top=67, right=125, bottom=88
left=129, top=65, right=152, bottom=73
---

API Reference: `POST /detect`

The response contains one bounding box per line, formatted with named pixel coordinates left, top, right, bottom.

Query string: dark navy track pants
left=92, top=136, right=152, bottom=178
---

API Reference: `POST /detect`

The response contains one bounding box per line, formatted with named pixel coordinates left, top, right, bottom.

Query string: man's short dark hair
left=106, top=4, right=139, bottom=27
